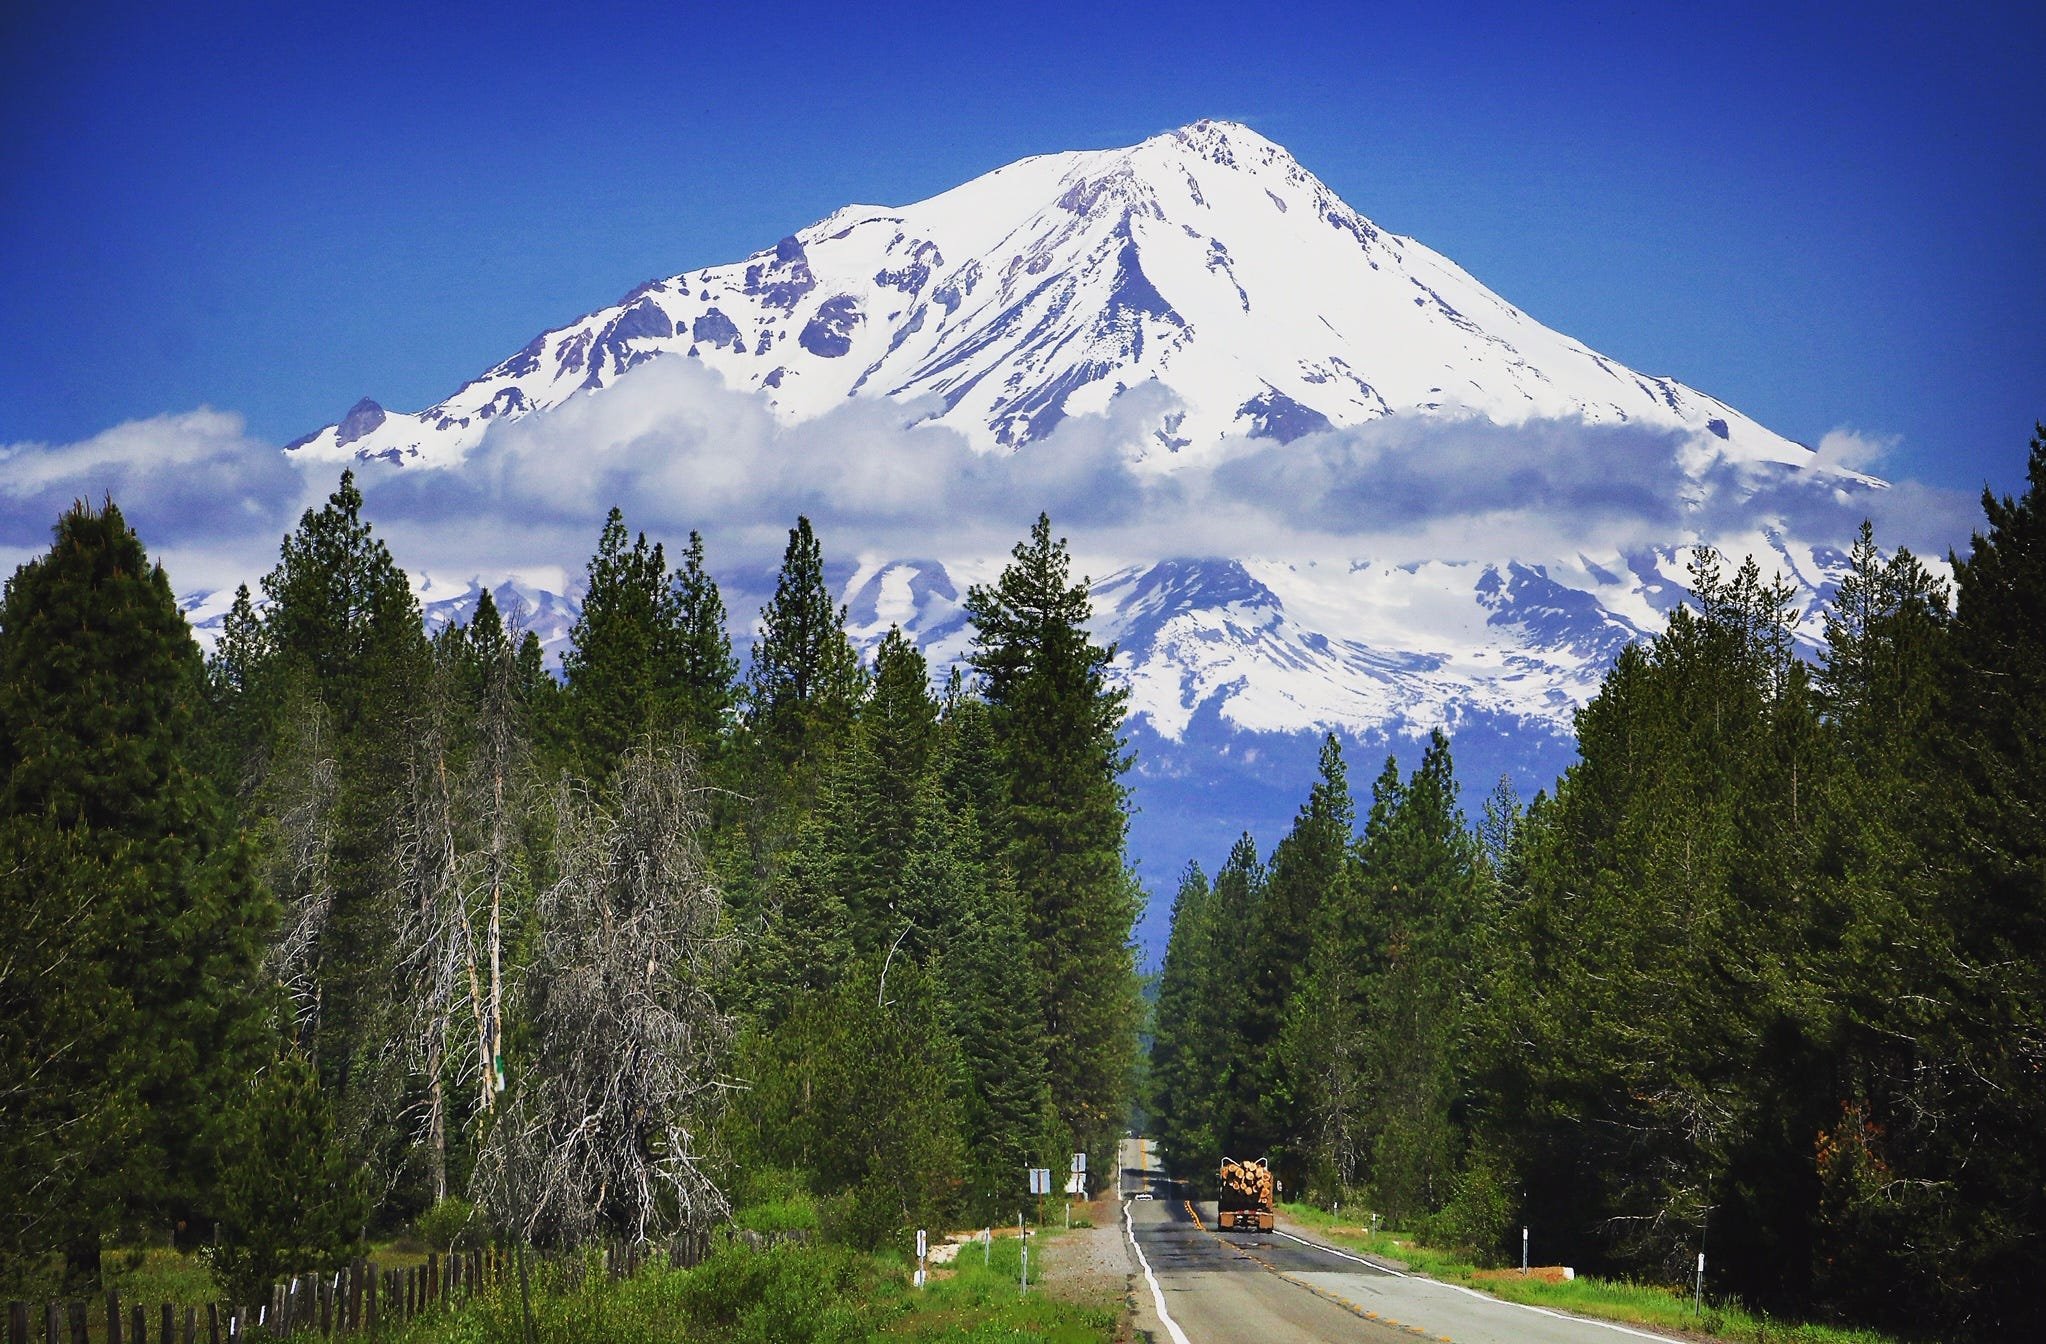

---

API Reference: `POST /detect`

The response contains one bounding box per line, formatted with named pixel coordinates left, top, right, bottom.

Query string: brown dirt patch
left=1471, top=1265, right=1576, bottom=1284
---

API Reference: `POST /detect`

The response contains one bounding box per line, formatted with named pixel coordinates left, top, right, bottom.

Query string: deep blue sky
left=3, top=0, right=2042, bottom=497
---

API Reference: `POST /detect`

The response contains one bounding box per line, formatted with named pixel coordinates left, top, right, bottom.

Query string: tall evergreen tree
left=0, top=500, right=273, bottom=1276
left=253, top=472, right=430, bottom=1188
left=560, top=508, right=676, bottom=781
left=1357, top=731, right=1482, bottom=1223
left=1206, top=832, right=1266, bottom=1163
left=1150, top=863, right=1221, bottom=1182
left=1244, top=733, right=1353, bottom=1178
left=1909, top=427, right=2046, bottom=1334
left=668, top=530, right=738, bottom=755
left=965, top=514, right=1141, bottom=1175
left=742, top=517, right=862, bottom=850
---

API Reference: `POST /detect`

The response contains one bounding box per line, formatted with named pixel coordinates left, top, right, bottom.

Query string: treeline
left=1152, top=430, right=2046, bottom=1338
left=0, top=474, right=1141, bottom=1296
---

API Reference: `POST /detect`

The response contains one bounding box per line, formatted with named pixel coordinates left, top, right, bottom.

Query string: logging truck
left=1217, top=1156, right=1275, bottom=1232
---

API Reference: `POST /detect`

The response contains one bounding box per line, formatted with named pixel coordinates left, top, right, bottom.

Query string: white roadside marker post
left=915, top=1228, right=927, bottom=1289
left=1695, top=1251, right=1706, bottom=1317
left=1522, top=1225, right=1529, bottom=1276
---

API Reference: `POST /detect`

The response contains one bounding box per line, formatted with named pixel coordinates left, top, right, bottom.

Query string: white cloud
left=0, top=409, right=325, bottom=594
left=1, top=359, right=1982, bottom=611
left=1811, top=426, right=1897, bottom=472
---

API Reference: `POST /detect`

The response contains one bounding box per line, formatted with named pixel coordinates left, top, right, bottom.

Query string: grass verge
left=1278, top=1203, right=1904, bottom=1344
left=7, top=1224, right=1117, bottom=1344
left=372, top=1226, right=1115, bottom=1344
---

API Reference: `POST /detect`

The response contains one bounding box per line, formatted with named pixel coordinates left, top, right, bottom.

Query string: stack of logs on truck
left=1217, top=1156, right=1275, bottom=1233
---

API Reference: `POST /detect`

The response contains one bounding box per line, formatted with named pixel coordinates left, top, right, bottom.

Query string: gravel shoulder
left=1038, top=1195, right=1134, bottom=1307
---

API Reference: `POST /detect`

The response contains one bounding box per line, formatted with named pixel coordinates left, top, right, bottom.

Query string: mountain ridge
left=286, top=119, right=1812, bottom=474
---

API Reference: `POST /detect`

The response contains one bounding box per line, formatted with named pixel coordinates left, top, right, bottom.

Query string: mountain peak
left=286, top=123, right=1804, bottom=471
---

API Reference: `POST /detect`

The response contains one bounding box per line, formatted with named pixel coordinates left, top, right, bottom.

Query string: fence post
left=42, top=1303, right=58, bottom=1344
left=104, top=1293, right=122, bottom=1344
left=129, top=1306, right=143, bottom=1344
left=182, top=1307, right=196, bottom=1344
left=204, top=1303, right=219, bottom=1344
left=7, top=1301, right=24, bottom=1344
left=348, top=1262, right=363, bottom=1332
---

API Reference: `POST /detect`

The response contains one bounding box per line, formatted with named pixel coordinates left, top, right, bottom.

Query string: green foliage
left=4, top=488, right=1144, bottom=1306
left=1158, top=431, right=2046, bottom=1339
left=414, top=1196, right=484, bottom=1252
left=211, top=1052, right=371, bottom=1305
left=669, top=530, right=739, bottom=754
left=964, top=513, right=1140, bottom=1176
left=0, top=819, right=148, bottom=1288
left=742, top=515, right=863, bottom=829
left=729, top=964, right=967, bottom=1249
left=671, top=1242, right=875, bottom=1344
left=559, top=508, right=678, bottom=781
left=0, top=499, right=273, bottom=1281
left=248, top=471, right=430, bottom=1183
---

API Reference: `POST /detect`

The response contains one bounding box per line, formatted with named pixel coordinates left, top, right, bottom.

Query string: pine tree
left=1905, top=426, right=2046, bottom=1334
left=733, top=962, right=968, bottom=1248
left=965, top=514, right=1141, bottom=1175
left=1150, top=863, right=1220, bottom=1181
left=904, top=789, right=1057, bottom=1218
left=1206, top=832, right=1266, bottom=1163
left=1358, top=731, right=1481, bottom=1223
left=0, top=499, right=275, bottom=1273
left=253, top=472, right=429, bottom=1193
left=862, top=627, right=941, bottom=860
left=211, top=1053, right=371, bottom=1306
left=743, top=516, right=862, bottom=829
left=560, top=508, right=675, bottom=781
left=1244, top=733, right=1353, bottom=1179
left=0, top=819, right=146, bottom=1286
left=668, top=530, right=737, bottom=755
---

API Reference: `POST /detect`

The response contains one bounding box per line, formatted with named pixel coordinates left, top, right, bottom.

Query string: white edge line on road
left=1124, top=1199, right=1193, bottom=1344
left=1271, top=1228, right=1690, bottom=1344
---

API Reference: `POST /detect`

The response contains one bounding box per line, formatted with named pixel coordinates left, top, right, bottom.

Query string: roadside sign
left=1071, top=1152, right=1086, bottom=1173
left=1028, top=1167, right=1052, bottom=1195
left=1064, top=1173, right=1087, bottom=1196
left=916, top=1229, right=927, bottom=1257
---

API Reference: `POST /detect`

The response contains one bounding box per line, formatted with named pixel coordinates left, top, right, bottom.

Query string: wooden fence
left=4, top=1234, right=715, bottom=1344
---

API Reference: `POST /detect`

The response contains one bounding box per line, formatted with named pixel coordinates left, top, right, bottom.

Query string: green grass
left=1279, top=1203, right=1905, bottom=1344
left=363, top=1226, right=1115, bottom=1344
left=7, top=1222, right=1116, bottom=1344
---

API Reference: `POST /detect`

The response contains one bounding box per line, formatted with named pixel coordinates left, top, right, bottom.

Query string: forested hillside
left=1150, top=429, right=2046, bottom=1339
left=0, top=482, right=1141, bottom=1293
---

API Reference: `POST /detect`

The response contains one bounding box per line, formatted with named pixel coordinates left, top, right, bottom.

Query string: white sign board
left=916, top=1229, right=927, bottom=1258
left=1028, top=1167, right=1052, bottom=1195
left=1071, top=1152, right=1086, bottom=1173
left=1065, top=1173, right=1087, bottom=1196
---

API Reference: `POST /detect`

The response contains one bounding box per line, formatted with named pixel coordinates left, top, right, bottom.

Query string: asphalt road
left=1117, top=1138, right=1686, bottom=1344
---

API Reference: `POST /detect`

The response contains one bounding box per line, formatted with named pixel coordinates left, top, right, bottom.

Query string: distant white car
left=1134, top=1192, right=1155, bottom=1200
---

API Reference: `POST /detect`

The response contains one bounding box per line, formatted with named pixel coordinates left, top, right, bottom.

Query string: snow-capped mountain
left=288, top=119, right=1802, bottom=471
left=271, top=120, right=1881, bottom=946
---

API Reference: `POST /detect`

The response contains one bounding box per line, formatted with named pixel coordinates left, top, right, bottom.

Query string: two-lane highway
left=1118, top=1138, right=1685, bottom=1344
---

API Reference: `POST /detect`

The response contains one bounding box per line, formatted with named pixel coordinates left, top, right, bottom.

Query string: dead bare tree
left=258, top=691, right=339, bottom=1049
left=478, top=736, right=735, bottom=1245
left=395, top=613, right=535, bottom=1200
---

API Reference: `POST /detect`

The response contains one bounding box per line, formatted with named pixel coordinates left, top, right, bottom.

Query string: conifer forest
left=4, top=429, right=2045, bottom=1341
left=1152, top=430, right=2046, bottom=1339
